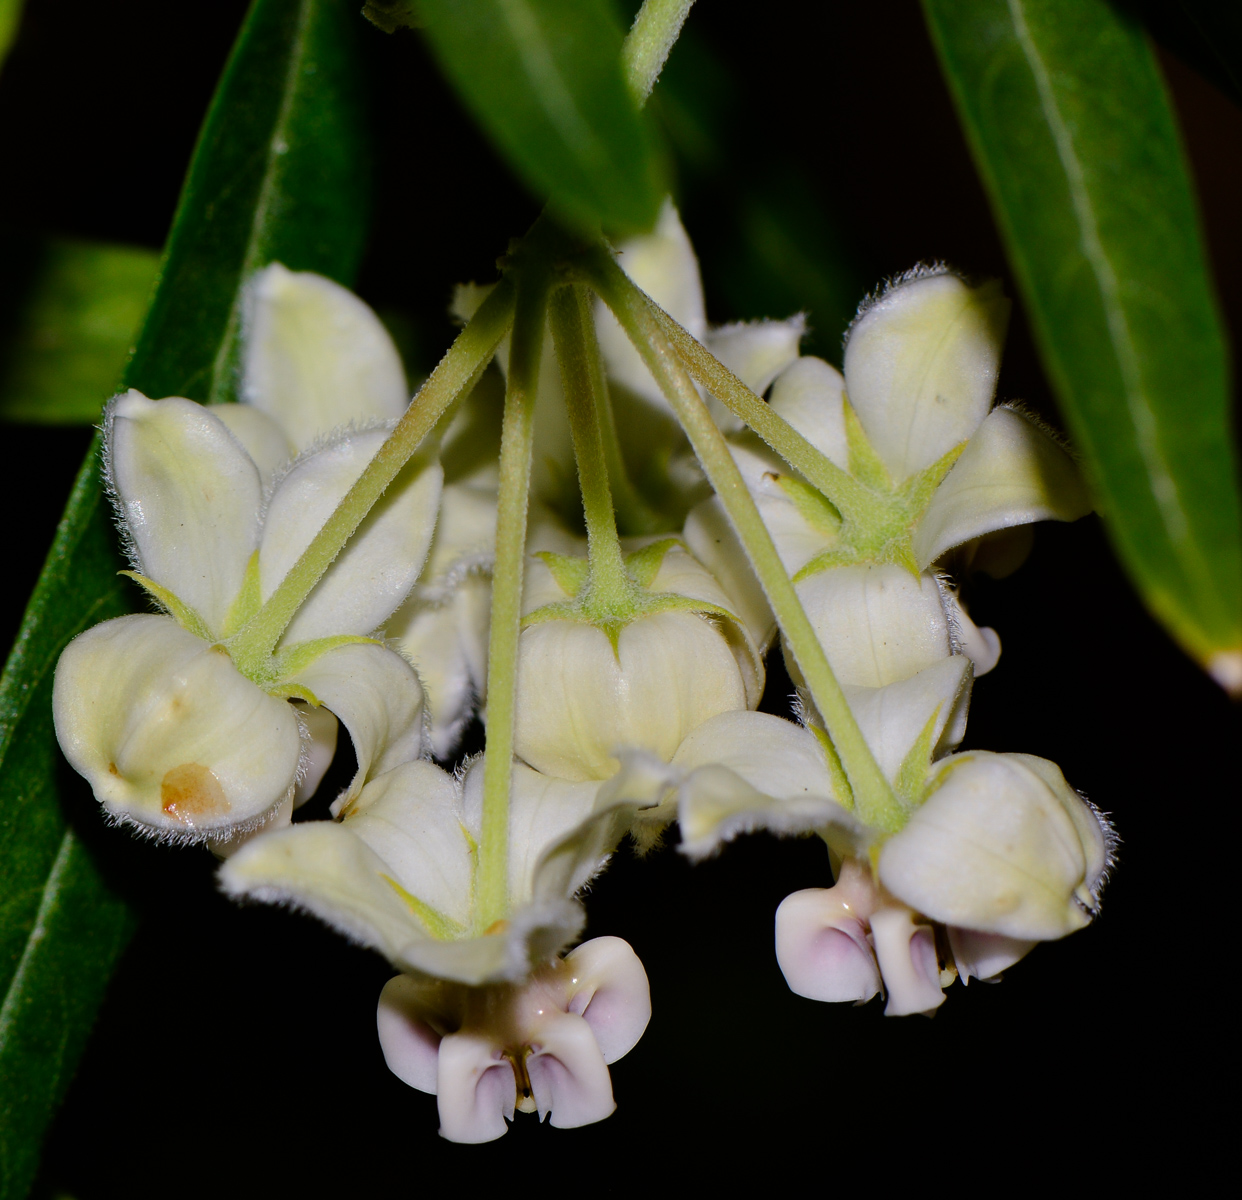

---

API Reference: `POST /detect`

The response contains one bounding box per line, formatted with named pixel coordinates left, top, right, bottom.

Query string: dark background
left=1, top=0, right=1236, bottom=1192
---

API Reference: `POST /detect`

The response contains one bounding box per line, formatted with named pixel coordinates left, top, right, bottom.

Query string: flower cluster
left=53, top=205, right=1113, bottom=1141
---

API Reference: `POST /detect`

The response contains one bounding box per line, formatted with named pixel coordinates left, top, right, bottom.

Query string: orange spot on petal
left=161, top=763, right=229, bottom=824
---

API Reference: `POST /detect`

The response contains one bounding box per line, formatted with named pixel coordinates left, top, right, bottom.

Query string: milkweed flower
left=220, top=754, right=654, bottom=1141
left=53, top=266, right=440, bottom=843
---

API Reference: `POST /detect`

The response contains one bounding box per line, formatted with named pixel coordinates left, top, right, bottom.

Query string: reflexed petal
left=344, top=760, right=473, bottom=928
left=793, top=564, right=951, bottom=688
left=843, top=272, right=1009, bottom=481
left=106, top=391, right=262, bottom=634
left=870, top=904, right=945, bottom=1016
left=768, top=356, right=849, bottom=467
left=208, top=402, right=294, bottom=487
left=436, top=1032, right=515, bottom=1143
left=595, top=199, right=707, bottom=412
left=242, top=263, right=408, bottom=451
left=218, top=819, right=436, bottom=962
left=775, top=883, right=882, bottom=1004
left=461, top=758, right=607, bottom=908
left=841, top=655, right=973, bottom=782
left=647, top=541, right=764, bottom=705
left=526, top=1011, right=616, bottom=1130
left=53, top=615, right=300, bottom=840
left=913, top=406, right=1092, bottom=568
left=879, top=751, right=1109, bottom=940
left=563, top=937, right=651, bottom=1064
left=947, top=927, right=1036, bottom=983
left=513, top=614, right=748, bottom=782
left=293, top=703, right=338, bottom=808
left=683, top=495, right=776, bottom=652
left=295, top=643, right=425, bottom=811
left=389, top=579, right=490, bottom=759
left=262, top=429, right=443, bottom=643
left=673, top=711, right=852, bottom=859
left=942, top=589, right=1001, bottom=676
left=705, top=315, right=805, bottom=399
left=377, top=974, right=444, bottom=1094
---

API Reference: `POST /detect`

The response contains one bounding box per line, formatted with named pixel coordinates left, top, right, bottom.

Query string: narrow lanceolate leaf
left=418, top=0, right=662, bottom=235
left=924, top=0, right=1242, bottom=692
left=0, top=2, right=369, bottom=1195
left=0, top=239, right=159, bottom=425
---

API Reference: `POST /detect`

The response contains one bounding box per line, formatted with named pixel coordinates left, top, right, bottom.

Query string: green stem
left=622, top=0, right=696, bottom=105
left=586, top=250, right=904, bottom=831
left=228, top=277, right=516, bottom=675
left=475, top=264, right=551, bottom=930
left=646, top=299, right=875, bottom=519
left=548, top=284, right=630, bottom=599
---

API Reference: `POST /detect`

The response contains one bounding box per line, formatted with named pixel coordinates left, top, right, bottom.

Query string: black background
left=1, top=1, right=1237, bottom=1193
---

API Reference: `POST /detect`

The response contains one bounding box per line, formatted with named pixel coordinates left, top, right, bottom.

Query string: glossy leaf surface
left=418, top=0, right=662, bottom=235
left=924, top=0, right=1242, bottom=684
left=0, top=2, right=368, bottom=1194
left=0, top=239, right=159, bottom=425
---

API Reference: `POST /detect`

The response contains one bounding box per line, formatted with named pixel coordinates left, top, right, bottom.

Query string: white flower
left=53, top=388, right=439, bottom=842
left=377, top=936, right=650, bottom=1142
left=219, top=754, right=647, bottom=983
left=688, top=267, right=1093, bottom=687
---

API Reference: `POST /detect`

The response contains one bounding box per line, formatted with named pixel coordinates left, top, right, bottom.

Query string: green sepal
left=270, top=634, right=383, bottom=684
left=893, top=703, right=942, bottom=810
left=777, top=474, right=842, bottom=537
left=623, top=537, right=681, bottom=587
left=536, top=550, right=591, bottom=598
left=843, top=394, right=893, bottom=492
left=118, top=571, right=214, bottom=641
left=221, top=550, right=262, bottom=638
left=809, top=722, right=854, bottom=812
left=381, top=874, right=466, bottom=941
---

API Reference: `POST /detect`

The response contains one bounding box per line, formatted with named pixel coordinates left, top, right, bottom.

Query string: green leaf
left=0, top=0, right=23, bottom=73
left=0, top=239, right=159, bottom=425
left=0, top=2, right=369, bottom=1194
left=417, top=0, right=662, bottom=234
left=923, top=0, right=1242, bottom=687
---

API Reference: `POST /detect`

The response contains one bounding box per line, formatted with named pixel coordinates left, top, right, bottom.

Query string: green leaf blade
left=0, top=2, right=370, bottom=1194
left=924, top=0, right=1242, bottom=681
left=418, top=0, right=662, bottom=234
left=0, top=239, right=159, bottom=425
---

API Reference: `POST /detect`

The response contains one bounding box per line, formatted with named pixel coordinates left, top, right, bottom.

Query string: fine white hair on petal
left=844, top=261, right=953, bottom=346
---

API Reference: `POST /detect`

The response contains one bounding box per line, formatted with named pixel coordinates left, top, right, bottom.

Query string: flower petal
left=377, top=973, right=444, bottom=1094
left=261, top=429, right=443, bottom=643
left=947, top=927, right=1036, bottom=983
left=841, top=655, right=973, bottom=783
left=913, top=406, right=1092, bottom=568
left=344, top=760, right=474, bottom=929
left=389, top=578, right=490, bottom=759
left=843, top=271, right=1009, bottom=482
left=242, top=263, right=408, bottom=451
left=878, top=751, right=1110, bottom=940
left=563, top=937, right=652, bottom=1064
left=595, top=199, right=707, bottom=412
left=526, top=1011, right=616, bottom=1130
left=53, top=615, right=301, bottom=841
left=294, top=643, right=426, bottom=812
left=436, top=1032, right=515, bottom=1143
left=513, top=614, right=748, bottom=783
left=683, top=495, right=776, bottom=653
left=461, top=758, right=609, bottom=909
left=793, top=564, right=951, bottom=688
left=775, top=878, right=883, bottom=1004
left=705, top=315, right=805, bottom=400
left=106, top=391, right=262, bottom=634
left=208, top=402, right=294, bottom=488
left=767, top=356, right=849, bottom=467
left=673, top=711, right=853, bottom=859
left=869, top=903, right=946, bottom=1016
left=293, top=703, right=339, bottom=808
